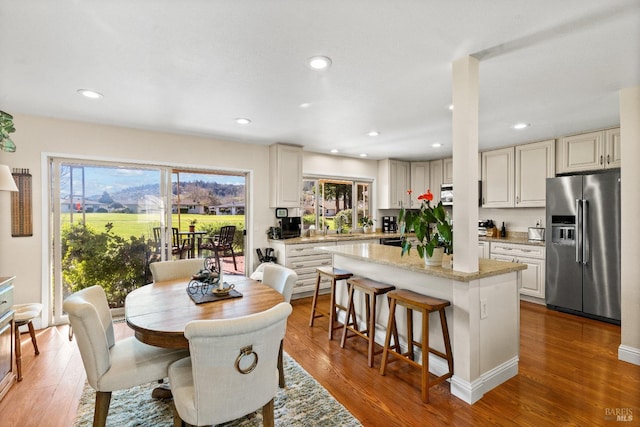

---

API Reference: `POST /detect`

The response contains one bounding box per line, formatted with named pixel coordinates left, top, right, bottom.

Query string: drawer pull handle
left=0, top=300, right=6, bottom=304
left=321, top=261, right=331, bottom=265
left=295, top=264, right=304, bottom=268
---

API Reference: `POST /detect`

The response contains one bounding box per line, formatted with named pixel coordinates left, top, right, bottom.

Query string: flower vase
left=424, top=247, right=444, bottom=266
left=189, top=225, right=195, bottom=232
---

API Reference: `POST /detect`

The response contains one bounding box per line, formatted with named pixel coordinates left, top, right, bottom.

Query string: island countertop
left=269, top=231, right=402, bottom=245
left=316, top=243, right=526, bottom=282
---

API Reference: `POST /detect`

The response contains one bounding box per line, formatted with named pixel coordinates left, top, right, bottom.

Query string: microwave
left=440, top=181, right=483, bottom=207
left=440, top=184, right=453, bottom=206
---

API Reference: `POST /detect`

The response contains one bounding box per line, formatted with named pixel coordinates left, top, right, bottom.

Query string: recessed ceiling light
left=448, top=104, right=454, bottom=111
left=359, top=153, right=368, bottom=157
left=235, top=118, right=251, bottom=125
left=330, top=149, right=339, bottom=154
left=299, top=103, right=311, bottom=108
left=432, top=143, right=442, bottom=148
left=513, top=123, right=530, bottom=130
left=307, top=56, right=332, bottom=70
left=77, top=89, right=103, bottom=99
left=367, top=131, right=380, bottom=137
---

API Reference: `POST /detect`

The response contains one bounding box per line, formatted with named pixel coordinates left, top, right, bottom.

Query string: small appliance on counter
left=381, top=216, right=397, bottom=233
left=527, top=221, right=545, bottom=241
left=279, top=217, right=301, bottom=239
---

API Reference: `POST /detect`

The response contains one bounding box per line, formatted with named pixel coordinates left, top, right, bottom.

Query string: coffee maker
left=382, top=216, right=397, bottom=233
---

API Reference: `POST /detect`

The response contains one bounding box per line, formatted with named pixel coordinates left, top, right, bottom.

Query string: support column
left=451, top=56, right=479, bottom=273
left=619, top=85, right=640, bottom=365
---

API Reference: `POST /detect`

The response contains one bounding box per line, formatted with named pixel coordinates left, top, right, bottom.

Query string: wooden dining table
left=125, top=275, right=285, bottom=349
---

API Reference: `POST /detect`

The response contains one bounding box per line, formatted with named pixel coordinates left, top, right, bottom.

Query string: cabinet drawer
left=490, top=242, right=545, bottom=259
left=286, top=257, right=332, bottom=270
left=286, top=243, right=334, bottom=258
left=0, top=285, right=13, bottom=317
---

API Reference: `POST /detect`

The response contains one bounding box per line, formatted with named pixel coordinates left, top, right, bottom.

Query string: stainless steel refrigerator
left=545, top=171, right=621, bottom=324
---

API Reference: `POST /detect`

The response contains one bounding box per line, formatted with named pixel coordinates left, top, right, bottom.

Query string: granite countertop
left=316, top=243, right=527, bottom=282
left=479, top=231, right=545, bottom=247
left=269, top=231, right=402, bottom=245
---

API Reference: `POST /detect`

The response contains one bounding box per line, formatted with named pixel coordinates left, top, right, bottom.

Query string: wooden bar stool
left=340, top=277, right=396, bottom=367
left=13, top=303, right=43, bottom=381
left=379, top=289, right=453, bottom=403
left=309, top=266, right=353, bottom=340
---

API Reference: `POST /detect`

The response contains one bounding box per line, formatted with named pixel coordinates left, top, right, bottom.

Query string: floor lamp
left=0, top=164, right=19, bottom=193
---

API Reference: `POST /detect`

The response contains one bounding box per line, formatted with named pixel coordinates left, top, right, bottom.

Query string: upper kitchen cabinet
left=481, top=147, right=514, bottom=208
left=515, top=139, right=555, bottom=207
left=556, top=128, right=620, bottom=174
left=443, top=158, right=454, bottom=184
left=429, top=159, right=443, bottom=205
left=378, top=159, right=410, bottom=209
left=269, top=143, right=303, bottom=208
left=409, top=162, right=429, bottom=208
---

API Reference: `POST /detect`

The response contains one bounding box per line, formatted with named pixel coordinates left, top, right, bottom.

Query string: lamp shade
left=0, top=164, right=18, bottom=192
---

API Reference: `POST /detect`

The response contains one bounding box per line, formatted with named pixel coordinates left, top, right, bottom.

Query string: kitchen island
left=317, top=243, right=527, bottom=404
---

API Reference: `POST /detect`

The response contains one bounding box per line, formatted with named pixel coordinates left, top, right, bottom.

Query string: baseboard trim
left=619, top=345, right=640, bottom=366
left=450, top=356, right=519, bottom=404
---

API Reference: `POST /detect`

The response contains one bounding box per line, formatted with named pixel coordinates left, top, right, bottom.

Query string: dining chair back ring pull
left=235, top=345, right=259, bottom=374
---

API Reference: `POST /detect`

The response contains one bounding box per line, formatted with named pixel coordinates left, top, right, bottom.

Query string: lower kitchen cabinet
left=478, top=241, right=489, bottom=259
left=270, top=241, right=334, bottom=298
left=0, top=277, right=16, bottom=402
left=490, top=242, right=545, bottom=302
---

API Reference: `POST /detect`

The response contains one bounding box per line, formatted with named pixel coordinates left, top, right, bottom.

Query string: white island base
left=318, top=243, right=526, bottom=404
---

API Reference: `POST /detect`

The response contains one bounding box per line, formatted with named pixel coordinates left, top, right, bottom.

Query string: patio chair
left=199, top=225, right=238, bottom=270
left=153, top=227, right=191, bottom=259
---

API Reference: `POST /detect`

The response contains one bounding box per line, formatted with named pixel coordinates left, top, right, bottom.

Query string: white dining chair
left=261, top=264, right=297, bottom=387
left=63, top=285, right=188, bottom=427
left=149, top=258, right=206, bottom=282
left=169, top=302, right=293, bottom=427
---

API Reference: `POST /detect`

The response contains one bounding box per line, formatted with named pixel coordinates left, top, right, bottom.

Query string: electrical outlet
left=480, top=298, right=488, bottom=319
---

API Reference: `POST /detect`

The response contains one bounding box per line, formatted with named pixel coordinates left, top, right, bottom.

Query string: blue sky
left=64, top=165, right=244, bottom=197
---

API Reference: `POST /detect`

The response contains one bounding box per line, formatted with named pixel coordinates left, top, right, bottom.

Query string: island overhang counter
left=316, top=243, right=527, bottom=405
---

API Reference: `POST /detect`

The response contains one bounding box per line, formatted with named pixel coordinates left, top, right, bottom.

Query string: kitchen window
left=302, top=178, right=372, bottom=233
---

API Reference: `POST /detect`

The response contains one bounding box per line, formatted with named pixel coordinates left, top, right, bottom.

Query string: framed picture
left=275, top=208, right=288, bottom=218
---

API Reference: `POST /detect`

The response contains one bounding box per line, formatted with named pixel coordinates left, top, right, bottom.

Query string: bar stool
left=379, top=289, right=453, bottom=403
left=309, top=266, right=353, bottom=340
left=13, top=303, right=43, bottom=381
left=340, top=277, right=396, bottom=367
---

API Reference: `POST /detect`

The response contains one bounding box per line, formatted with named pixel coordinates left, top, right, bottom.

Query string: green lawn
left=60, top=213, right=245, bottom=239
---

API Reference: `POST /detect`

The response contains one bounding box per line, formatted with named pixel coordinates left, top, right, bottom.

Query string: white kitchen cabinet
left=515, top=139, right=555, bottom=207
left=410, top=162, right=430, bottom=208
left=481, top=147, right=514, bottom=208
left=429, top=159, right=443, bottom=205
left=556, top=128, right=620, bottom=173
left=269, top=143, right=303, bottom=208
left=270, top=241, right=334, bottom=297
left=378, top=159, right=410, bottom=209
left=443, top=157, right=454, bottom=184
left=490, top=242, right=545, bottom=301
left=478, top=241, right=489, bottom=259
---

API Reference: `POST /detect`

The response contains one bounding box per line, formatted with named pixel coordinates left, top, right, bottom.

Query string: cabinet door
left=515, top=140, right=555, bottom=207
left=556, top=131, right=604, bottom=174
left=478, top=241, right=489, bottom=259
left=429, top=159, right=443, bottom=205
left=605, top=128, right=621, bottom=169
left=410, top=162, right=430, bottom=208
left=269, top=144, right=302, bottom=207
left=390, top=160, right=410, bottom=208
left=443, top=157, right=454, bottom=184
left=516, top=256, right=545, bottom=299
left=482, top=147, right=514, bottom=208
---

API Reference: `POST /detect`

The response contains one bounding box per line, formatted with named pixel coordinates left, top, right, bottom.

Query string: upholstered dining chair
left=199, top=225, right=237, bottom=270
left=63, top=285, right=188, bottom=427
left=12, top=302, right=43, bottom=381
left=169, top=302, right=292, bottom=427
left=149, top=258, right=206, bottom=282
left=261, top=264, right=297, bottom=387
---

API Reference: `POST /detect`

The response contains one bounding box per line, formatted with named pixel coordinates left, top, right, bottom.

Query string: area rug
left=74, top=353, right=361, bottom=426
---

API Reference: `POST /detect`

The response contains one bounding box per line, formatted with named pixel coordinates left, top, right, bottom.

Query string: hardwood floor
left=1, top=298, right=638, bottom=426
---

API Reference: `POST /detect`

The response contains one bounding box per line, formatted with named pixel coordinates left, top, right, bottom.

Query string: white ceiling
left=1, top=0, right=638, bottom=161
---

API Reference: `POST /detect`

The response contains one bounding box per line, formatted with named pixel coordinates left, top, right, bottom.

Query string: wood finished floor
left=1, top=298, right=638, bottom=426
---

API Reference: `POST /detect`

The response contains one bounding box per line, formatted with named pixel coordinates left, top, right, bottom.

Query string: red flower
left=417, top=189, right=433, bottom=202
left=407, top=189, right=413, bottom=195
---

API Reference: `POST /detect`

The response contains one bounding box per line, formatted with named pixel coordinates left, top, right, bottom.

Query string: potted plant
left=359, top=215, right=374, bottom=233
left=0, top=111, right=17, bottom=152
left=189, top=219, right=197, bottom=232
left=399, top=189, right=452, bottom=266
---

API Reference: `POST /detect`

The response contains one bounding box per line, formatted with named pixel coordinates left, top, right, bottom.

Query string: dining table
left=177, top=230, right=208, bottom=258
left=125, top=274, right=285, bottom=349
